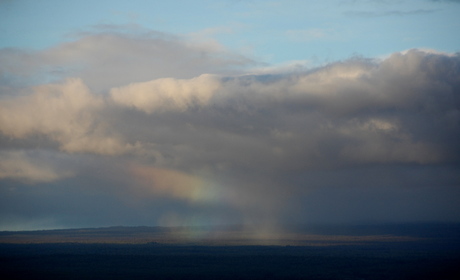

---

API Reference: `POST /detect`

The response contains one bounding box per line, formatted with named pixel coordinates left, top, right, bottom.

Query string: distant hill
left=1, top=224, right=460, bottom=279
left=1, top=223, right=459, bottom=245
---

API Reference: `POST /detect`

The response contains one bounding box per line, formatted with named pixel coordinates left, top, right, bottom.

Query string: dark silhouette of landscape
left=1, top=223, right=459, bottom=279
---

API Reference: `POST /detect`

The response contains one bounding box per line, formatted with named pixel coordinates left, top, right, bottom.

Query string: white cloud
left=110, top=74, right=221, bottom=113
left=0, top=78, right=132, bottom=155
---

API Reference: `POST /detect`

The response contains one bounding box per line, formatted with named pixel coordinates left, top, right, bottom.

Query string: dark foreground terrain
left=1, top=224, right=459, bottom=280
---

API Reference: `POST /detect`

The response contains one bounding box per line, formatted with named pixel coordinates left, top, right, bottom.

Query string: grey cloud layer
left=1, top=49, right=459, bottom=175
left=1, top=30, right=459, bottom=227
left=109, top=50, right=460, bottom=170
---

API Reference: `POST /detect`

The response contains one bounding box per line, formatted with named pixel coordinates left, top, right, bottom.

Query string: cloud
left=1, top=46, right=460, bottom=228
left=3, top=49, right=459, bottom=169
left=0, top=25, right=256, bottom=92
left=0, top=151, right=73, bottom=183
left=0, top=78, right=134, bottom=155
left=128, top=164, right=225, bottom=204
left=154, top=50, right=458, bottom=169
left=110, top=74, right=221, bottom=113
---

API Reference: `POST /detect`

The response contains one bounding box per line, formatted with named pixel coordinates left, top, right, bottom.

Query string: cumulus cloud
left=1, top=45, right=460, bottom=228
left=137, top=50, right=458, bottom=170
left=0, top=78, right=135, bottom=155
left=110, top=74, right=221, bottom=113
left=2, top=49, right=459, bottom=169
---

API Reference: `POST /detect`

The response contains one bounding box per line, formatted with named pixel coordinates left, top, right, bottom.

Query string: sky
left=0, top=0, right=460, bottom=231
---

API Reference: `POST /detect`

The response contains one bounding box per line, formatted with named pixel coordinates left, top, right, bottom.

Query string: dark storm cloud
left=1, top=28, right=460, bottom=229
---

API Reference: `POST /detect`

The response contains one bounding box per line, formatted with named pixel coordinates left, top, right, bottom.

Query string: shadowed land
left=1, top=223, right=459, bottom=245
left=1, top=224, right=459, bottom=279
left=0, top=225, right=427, bottom=246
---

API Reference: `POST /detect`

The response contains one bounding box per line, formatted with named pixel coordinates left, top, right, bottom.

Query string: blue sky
left=0, top=1, right=460, bottom=230
left=1, top=0, right=459, bottom=65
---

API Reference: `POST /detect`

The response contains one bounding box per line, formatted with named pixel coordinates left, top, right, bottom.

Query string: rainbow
left=129, top=164, right=226, bottom=205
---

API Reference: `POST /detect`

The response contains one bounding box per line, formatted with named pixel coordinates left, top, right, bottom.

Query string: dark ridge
left=1, top=223, right=459, bottom=246
left=1, top=223, right=459, bottom=279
